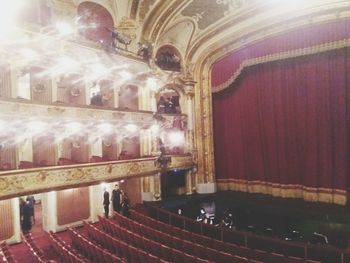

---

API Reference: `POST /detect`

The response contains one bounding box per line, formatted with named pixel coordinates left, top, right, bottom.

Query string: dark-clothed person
left=103, top=189, right=110, bottom=218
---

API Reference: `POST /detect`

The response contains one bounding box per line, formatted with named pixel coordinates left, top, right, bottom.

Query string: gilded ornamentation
left=212, top=38, right=350, bottom=92
left=0, top=178, right=9, bottom=191
left=139, top=0, right=157, bottom=21
left=127, top=162, right=141, bottom=174
left=217, top=179, right=347, bottom=205
left=182, top=0, right=227, bottom=30
left=107, top=164, right=113, bottom=173
left=38, top=171, right=48, bottom=182
left=117, top=17, right=138, bottom=40
left=216, top=0, right=246, bottom=16
left=0, top=156, right=194, bottom=200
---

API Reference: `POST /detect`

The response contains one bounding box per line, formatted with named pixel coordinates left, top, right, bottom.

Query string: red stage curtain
left=211, top=19, right=350, bottom=90
left=213, top=48, right=349, bottom=204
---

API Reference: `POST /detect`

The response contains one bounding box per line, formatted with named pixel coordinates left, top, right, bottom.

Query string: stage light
left=0, top=0, right=26, bottom=37
left=125, top=123, right=138, bottom=133
left=98, top=123, right=114, bottom=134
left=27, top=121, right=47, bottom=134
left=17, top=48, right=38, bottom=63
left=56, top=21, right=74, bottom=35
left=119, top=70, right=132, bottom=81
left=146, top=77, right=158, bottom=91
left=65, top=122, right=82, bottom=134
left=150, top=124, right=159, bottom=134
left=168, top=131, right=184, bottom=146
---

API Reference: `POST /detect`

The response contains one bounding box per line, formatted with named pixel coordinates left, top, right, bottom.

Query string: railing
left=0, top=155, right=194, bottom=200
left=144, top=203, right=350, bottom=263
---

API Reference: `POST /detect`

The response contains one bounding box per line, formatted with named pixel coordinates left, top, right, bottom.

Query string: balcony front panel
left=0, top=155, right=194, bottom=200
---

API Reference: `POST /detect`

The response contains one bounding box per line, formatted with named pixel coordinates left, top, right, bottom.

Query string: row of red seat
left=97, top=217, right=218, bottom=263
left=22, top=233, right=48, bottom=263
left=104, top=214, right=253, bottom=263
left=48, top=231, right=88, bottom=263
left=85, top=220, right=170, bottom=263
left=68, top=228, right=124, bottom=263
left=0, top=242, right=17, bottom=263
left=129, top=208, right=318, bottom=263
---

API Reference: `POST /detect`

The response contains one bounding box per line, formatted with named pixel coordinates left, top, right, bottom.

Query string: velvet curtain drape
left=211, top=19, right=350, bottom=91
left=213, top=49, right=350, bottom=204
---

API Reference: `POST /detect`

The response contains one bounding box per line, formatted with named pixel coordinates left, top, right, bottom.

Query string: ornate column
left=9, top=65, right=21, bottom=99
left=51, top=77, right=59, bottom=103
left=193, top=63, right=216, bottom=194
left=0, top=64, right=12, bottom=98
left=150, top=91, right=157, bottom=112
left=113, top=85, right=120, bottom=108
left=18, top=137, right=33, bottom=164
left=0, top=198, right=20, bottom=244
left=89, top=183, right=112, bottom=223
left=140, top=128, right=157, bottom=201
left=90, top=136, right=103, bottom=159
left=140, top=129, right=152, bottom=157
left=185, top=169, right=194, bottom=195
left=41, top=191, right=58, bottom=232
left=183, top=79, right=196, bottom=155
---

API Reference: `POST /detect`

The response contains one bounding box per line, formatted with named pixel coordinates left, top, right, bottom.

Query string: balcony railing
left=0, top=155, right=194, bottom=200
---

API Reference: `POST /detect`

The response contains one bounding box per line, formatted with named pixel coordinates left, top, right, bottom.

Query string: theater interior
left=1, top=0, right=350, bottom=262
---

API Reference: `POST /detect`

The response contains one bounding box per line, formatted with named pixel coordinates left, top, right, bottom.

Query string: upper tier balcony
left=0, top=155, right=194, bottom=200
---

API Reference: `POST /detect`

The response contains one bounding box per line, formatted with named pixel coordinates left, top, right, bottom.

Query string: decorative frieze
left=0, top=155, right=194, bottom=200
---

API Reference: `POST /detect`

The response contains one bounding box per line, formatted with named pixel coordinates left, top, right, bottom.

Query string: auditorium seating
left=68, top=227, right=126, bottom=263
left=22, top=233, right=47, bottom=263
left=107, top=213, right=262, bottom=263
left=0, top=242, right=17, bottom=263
left=0, top=163, right=13, bottom=171
left=129, top=207, right=322, bottom=263
left=89, top=156, right=104, bottom=163
left=48, top=231, right=88, bottom=263
left=57, top=158, right=76, bottom=165
left=18, top=161, right=35, bottom=169
left=84, top=220, right=169, bottom=263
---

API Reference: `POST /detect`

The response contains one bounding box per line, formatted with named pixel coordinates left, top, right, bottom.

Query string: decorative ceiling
left=65, top=0, right=350, bottom=75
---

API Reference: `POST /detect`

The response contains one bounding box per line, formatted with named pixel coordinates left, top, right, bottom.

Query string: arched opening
left=155, top=45, right=182, bottom=72
left=118, top=84, right=139, bottom=110
left=156, top=86, right=181, bottom=114
left=77, top=2, right=114, bottom=45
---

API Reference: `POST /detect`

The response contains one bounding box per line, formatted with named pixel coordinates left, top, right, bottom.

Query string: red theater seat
left=57, top=158, right=76, bottom=165
left=18, top=161, right=35, bottom=169
left=89, top=155, right=103, bottom=162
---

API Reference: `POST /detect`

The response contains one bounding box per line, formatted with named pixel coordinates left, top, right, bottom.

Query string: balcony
left=0, top=155, right=194, bottom=200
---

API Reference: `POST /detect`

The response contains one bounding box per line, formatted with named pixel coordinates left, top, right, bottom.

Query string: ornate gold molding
left=212, top=38, right=350, bottom=92
left=187, top=2, right=350, bottom=63
left=0, top=98, right=183, bottom=127
left=0, top=155, right=194, bottom=200
left=217, top=179, right=347, bottom=205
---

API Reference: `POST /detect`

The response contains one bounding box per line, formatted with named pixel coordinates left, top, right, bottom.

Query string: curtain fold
left=213, top=49, right=349, bottom=204
left=211, top=19, right=350, bottom=90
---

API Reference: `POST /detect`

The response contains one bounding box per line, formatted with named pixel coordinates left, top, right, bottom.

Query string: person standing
left=22, top=200, right=32, bottom=233
left=103, top=188, right=110, bottom=218
left=121, top=191, right=130, bottom=217
left=26, top=195, right=35, bottom=224
left=112, top=184, right=121, bottom=213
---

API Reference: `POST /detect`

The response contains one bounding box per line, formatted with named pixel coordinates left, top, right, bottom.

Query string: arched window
left=156, top=87, right=181, bottom=114
left=77, top=2, right=114, bottom=45
left=155, top=45, right=182, bottom=72
left=118, top=84, right=139, bottom=110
